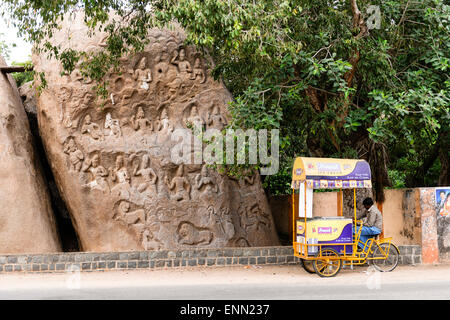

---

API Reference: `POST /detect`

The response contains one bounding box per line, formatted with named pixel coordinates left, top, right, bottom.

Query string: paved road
left=1, top=264, right=449, bottom=300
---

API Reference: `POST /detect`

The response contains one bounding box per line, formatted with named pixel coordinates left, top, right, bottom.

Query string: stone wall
left=0, top=245, right=421, bottom=273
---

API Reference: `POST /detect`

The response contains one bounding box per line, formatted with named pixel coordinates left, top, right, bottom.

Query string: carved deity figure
left=110, top=155, right=131, bottom=199
left=208, top=207, right=235, bottom=240
left=133, top=154, right=158, bottom=194
left=195, top=165, right=218, bottom=193
left=190, top=58, right=206, bottom=83
left=82, top=154, right=109, bottom=193
left=132, top=57, right=152, bottom=91
left=110, top=155, right=131, bottom=185
left=165, top=165, right=191, bottom=201
left=81, top=114, right=103, bottom=140
left=171, top=48, right=192, bottom=81
left=185, top=105, right=205, bottom=130
left=207, top=104, right=227, bottom=131
left=130, top=107, right=152, bottom=132
left=104, top=113, right=121, bottom=138
left=63, top=138, right=84, bottom=172
left=178, top=222, right=213, bottom=246
left=153, top=50, right=171, bottom=84
left=156, top=108, right=173, bottom=133
left=166, top=77, right=184, bottom=101
left=59, top=86, right=72, bottom=127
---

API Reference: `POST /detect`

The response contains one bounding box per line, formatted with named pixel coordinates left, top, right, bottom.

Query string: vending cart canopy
left=291, top=157, right=372, bottom=189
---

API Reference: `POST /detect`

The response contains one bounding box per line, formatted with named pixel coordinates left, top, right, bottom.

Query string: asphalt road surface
left=1, top=264, right=449, bottom=300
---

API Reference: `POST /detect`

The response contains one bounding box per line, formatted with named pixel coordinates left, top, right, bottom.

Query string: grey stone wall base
left=0, top=245, right=421, bottom=274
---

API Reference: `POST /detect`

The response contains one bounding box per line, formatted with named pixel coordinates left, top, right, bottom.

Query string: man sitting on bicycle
left=353, top=197, right=383, bottom=250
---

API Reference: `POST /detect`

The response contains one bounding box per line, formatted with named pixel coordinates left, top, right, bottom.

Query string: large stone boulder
left=0, top=56, right=61, bottom=253
left=33, top=13, right=279, bottom=251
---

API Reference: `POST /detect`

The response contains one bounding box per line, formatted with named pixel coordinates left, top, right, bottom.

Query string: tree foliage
left=1, top=0, right=448, bottom=198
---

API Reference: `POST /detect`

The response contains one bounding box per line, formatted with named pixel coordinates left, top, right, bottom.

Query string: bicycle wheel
left=300, top=259, right=315, bottom=274
left=370, top=242, right=399, bottom=272
left=313, top=248, right=342, bottom=277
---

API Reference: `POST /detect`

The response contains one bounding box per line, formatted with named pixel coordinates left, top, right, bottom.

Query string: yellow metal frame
left=292, top=185, right=395, bottom=266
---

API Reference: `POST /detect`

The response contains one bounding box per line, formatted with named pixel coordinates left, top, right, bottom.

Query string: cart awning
left=291, top=157, right=372, bottom=189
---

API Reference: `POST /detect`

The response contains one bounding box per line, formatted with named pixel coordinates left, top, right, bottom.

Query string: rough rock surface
left=0, top=56, right=61, bottom=253
left=33, top=14, right=279, bottom=251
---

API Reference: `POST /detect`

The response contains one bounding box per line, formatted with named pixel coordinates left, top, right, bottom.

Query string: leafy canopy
left=1, top=0, right=448, bottom=196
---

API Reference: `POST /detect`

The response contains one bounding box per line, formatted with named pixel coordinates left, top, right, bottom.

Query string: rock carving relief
left=177, top=221, right=213, bottom=246
left=195, top=165, right=218, bottom=194
left=130, top=57, right=152, bottom=91
left=33, top=18, right=279, bottom=251
left=133, top=154, right=158, bottom=194
left=81, top=153, right=110, bottom=193
left=81, top=114, right=103, bottom=140
left=165, top=165, right=191, bottom=201
left=104, top=113, right=122, bottom=138
left=63, top=137, right=84, bottom=172
left=239, top=202, right=271, bottom=233
left=130, top=106, right=153, bottom=132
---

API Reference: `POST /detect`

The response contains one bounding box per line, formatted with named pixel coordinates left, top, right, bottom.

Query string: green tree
left=0, top=32, right=14, bottom=60
left=2, top=0, right=448, bottom=199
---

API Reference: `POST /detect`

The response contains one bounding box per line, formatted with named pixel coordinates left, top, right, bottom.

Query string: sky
left=0, top=17, right=32, bottom=65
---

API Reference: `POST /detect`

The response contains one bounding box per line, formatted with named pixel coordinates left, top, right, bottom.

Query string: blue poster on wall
left=436, top=188, right=450, bottom=217
left=436, top=187, right=450, bottom=260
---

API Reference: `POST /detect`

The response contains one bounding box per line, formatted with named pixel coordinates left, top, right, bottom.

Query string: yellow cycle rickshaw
left=291, top=157, right=400, bottom=277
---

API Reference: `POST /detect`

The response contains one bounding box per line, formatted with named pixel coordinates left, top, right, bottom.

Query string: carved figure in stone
left=59, top=86, right=73, bottom=126
left=110, top=155, right=131, bottom=185
left=115, top=200, right=145, bottom=227
left=142, top=223, right=162, bottom=250
left=81, top=114, right=103, bottom=140
left=110, top=155, right=131, bottom=198
left=207, top=206, right=235, bottom=240
left=156, top=108, right=173, bottom=133
left=185, top=105, right=205, bottom=130
left=219, top=207, right=235, bottom=240
left=153, top=50, right=171, bottom=84
left=63, top=137, right=84, bottom=172
left=164, top=165, right=191, bottom=201
left=82, top=154, right=109, bottom=193
left=130, top=107, right=152, bottom=132
left=178, top=222, right=213, bottom=245
left=104, top=113, right=122, bottom=138
left=131, top=57, right=152, bottom=91
left=239, top=202, right=270, bottom=233
left=195, top=165, right=218, bottom=194
left=190, top=58, right=206, bottom=83
left=133, top=154, right=157, bottom=194
left=207, top=104, right=227, bottom=131
left=171, top=48, right=192, bottom=81
left=167, top=77, right=184, bottom=101
left=70, top=92, right=94, bottom=126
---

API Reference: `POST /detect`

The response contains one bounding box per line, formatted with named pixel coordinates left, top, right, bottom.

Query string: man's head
left=362, top=197, right=374, bottom=210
